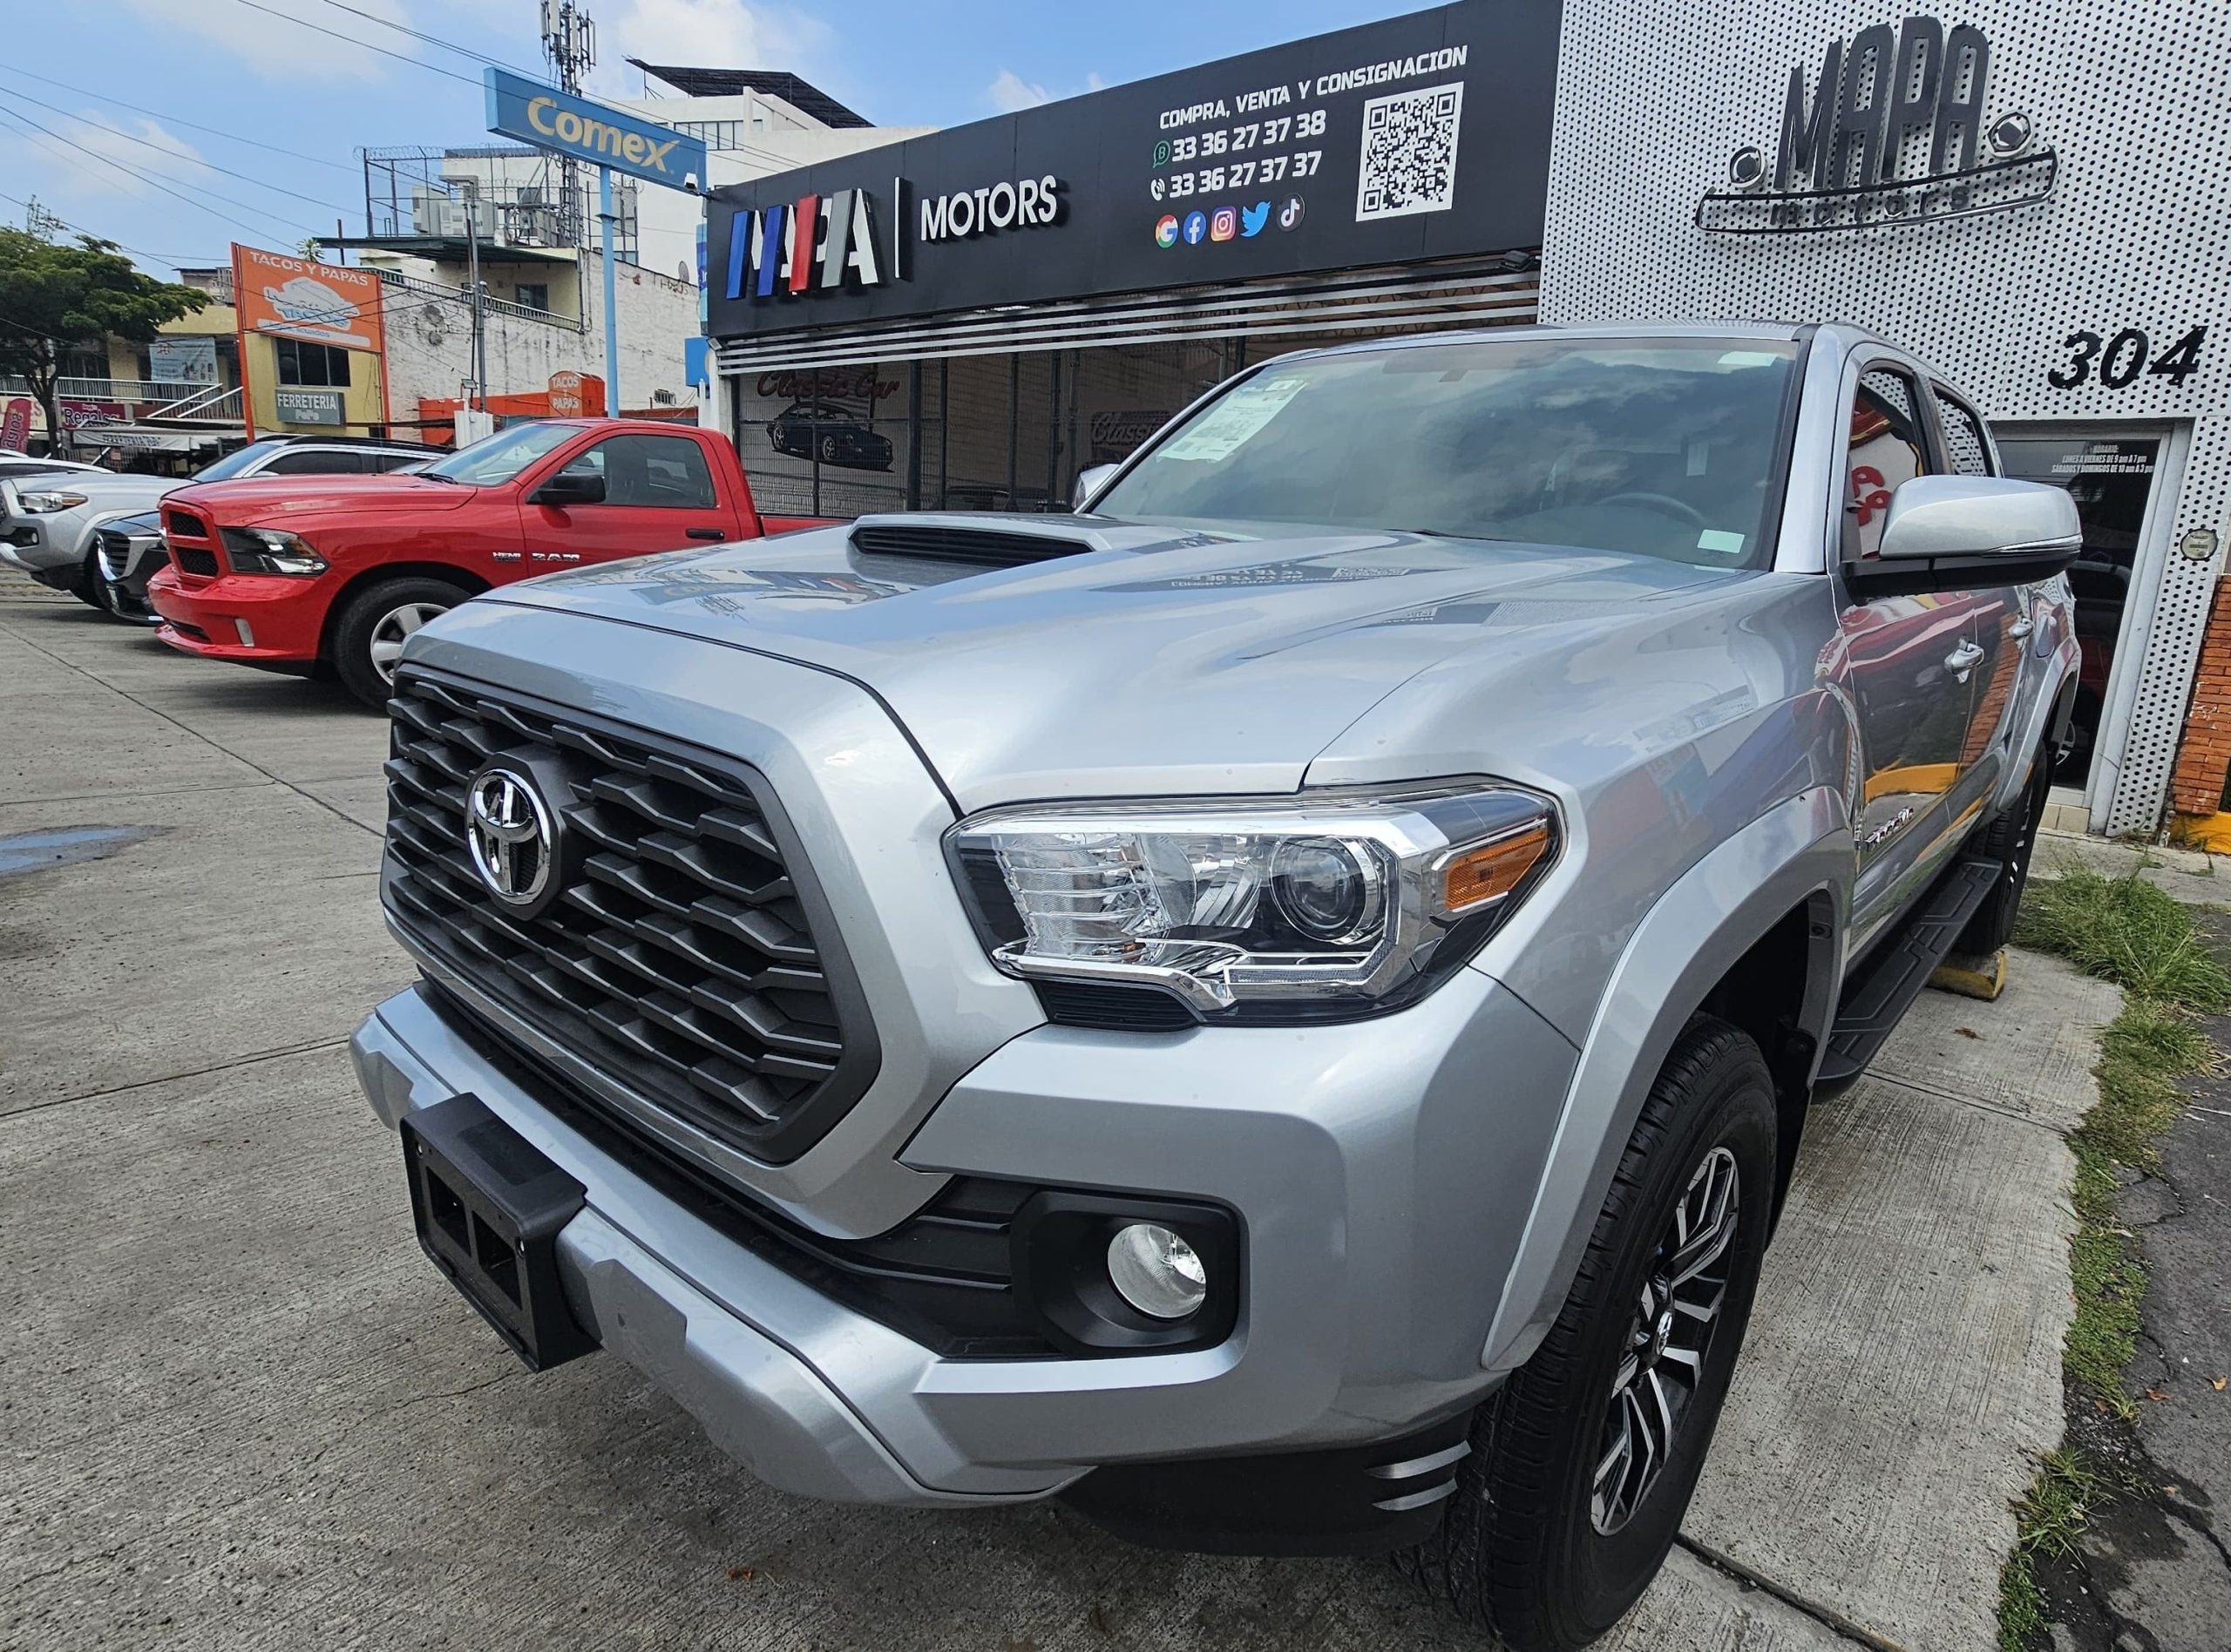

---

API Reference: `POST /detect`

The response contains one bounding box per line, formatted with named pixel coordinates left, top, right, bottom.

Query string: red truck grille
left=380, top=670, right=877, bottom=1166
left=161, top=504, right=221, bottom=578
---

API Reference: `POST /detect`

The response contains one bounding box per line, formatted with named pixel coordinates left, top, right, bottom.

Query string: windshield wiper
left=416, top=471, right=465, bottom=484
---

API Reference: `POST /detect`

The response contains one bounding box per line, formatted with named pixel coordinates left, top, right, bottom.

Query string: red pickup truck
left=148, top=418, right=818, bottom=707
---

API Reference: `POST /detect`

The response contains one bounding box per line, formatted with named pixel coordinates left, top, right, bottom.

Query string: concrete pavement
left=0, top=573, right=2098, bottom=1649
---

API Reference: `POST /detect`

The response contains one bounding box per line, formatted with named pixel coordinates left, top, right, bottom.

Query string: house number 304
left=2048, top=325, right=2207, bottom=389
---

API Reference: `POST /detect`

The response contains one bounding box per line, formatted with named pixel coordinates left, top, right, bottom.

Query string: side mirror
left=1071, top=463, right=1118, bottom=512
left=1851, top=475, right=2081, bottom=593
left=531, top=467, right=606, bottom=507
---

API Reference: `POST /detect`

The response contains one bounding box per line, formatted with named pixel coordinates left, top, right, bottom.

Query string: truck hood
left=168, top=475, right=477, bottom=523
left=485, top=515, right=1758, bottom=805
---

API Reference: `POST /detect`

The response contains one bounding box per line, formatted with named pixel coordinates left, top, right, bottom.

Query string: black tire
left=329, top=576, right=466, bottom=709
left=1956, top=747, right=2052, bottom=956
left=70, top=548, right=107, bottom=610
left=1405, top=1017, right=1777, bottom=1652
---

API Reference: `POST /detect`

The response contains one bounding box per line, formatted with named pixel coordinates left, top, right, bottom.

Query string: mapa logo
left=1697, top=17, right=2056, bottom=234
left=727, top=188, right=886, bottom=301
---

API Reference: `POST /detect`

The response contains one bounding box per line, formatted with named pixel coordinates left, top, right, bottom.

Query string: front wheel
left=330, top=577, right=465, bottom=708
left=71, top=549, right=107, bottom=611
left=1407, top=1017, right=1777, bottom=1651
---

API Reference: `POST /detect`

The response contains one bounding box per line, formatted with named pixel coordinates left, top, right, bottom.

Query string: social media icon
left=1181, top=210, right=1208, bottom=245
left=1152, top=139, right=1171, bottom=168
left=1155, top=213, right=1180, bottom=248
left=1278, top=195, right=1306, bottom=231
left=1239, top=200, right=1270, bottom=237
left=1209, top=206, right=1238, bottom=241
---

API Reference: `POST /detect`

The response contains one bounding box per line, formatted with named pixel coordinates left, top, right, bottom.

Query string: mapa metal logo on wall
left=1697, top=17, right=2056, bottom=234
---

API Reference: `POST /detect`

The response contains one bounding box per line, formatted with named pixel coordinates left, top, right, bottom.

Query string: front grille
left=161, top=507, right=205, bottom=539
left=382, top=669, right=877, bottom=1165
left=851, top=522, right=1092, bottom=565
left=95, top=527, right=130, bottom=580
left=173, top=547, right=220, bottom=577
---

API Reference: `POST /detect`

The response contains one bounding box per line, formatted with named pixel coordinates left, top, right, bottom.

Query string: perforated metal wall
left=1541, top=0, right=2231, bottom=831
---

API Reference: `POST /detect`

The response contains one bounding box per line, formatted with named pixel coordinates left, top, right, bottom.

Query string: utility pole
left=456, top=179, right=487, bottom=410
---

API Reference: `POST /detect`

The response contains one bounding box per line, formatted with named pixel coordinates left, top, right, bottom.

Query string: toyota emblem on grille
left=466, top=765, right=554, bottom=908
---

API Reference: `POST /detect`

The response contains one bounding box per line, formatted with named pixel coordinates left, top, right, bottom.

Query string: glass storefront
left=1996, top=433, right=2166, bottom=789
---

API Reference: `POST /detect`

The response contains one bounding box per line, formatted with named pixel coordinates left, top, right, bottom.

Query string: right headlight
left=220, top=527, right=327, bottom=576
left=948, top=781, right=1559, bottom=1024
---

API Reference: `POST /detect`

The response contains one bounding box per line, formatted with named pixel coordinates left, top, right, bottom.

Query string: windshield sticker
left=1696, top=529, right=1746, bottom=555
left=1159, top=375, right=1311, bottom=462
left=1716, top=351, right=1784, bottom=369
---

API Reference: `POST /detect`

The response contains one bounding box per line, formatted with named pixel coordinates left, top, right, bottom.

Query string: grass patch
left=1998, top=1451, right=2104, bottom=1651
left=2017, top=865, right=2231, bottom=1009
left=1996, top=865, right=2224, bottom=1648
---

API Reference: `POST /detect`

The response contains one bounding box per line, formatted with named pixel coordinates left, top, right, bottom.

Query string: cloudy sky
left=5, top=0, right=1421, bottom=277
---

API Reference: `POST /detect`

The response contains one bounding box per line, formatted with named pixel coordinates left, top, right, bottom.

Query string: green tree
left=0, top=229, right=207, bottom=457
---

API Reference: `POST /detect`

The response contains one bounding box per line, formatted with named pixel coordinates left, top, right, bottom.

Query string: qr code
left=1355, top=81, right=1464, bottom=222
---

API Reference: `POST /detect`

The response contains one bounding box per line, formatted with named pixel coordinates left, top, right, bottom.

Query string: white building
left=324, top=66, right=932, bottom=434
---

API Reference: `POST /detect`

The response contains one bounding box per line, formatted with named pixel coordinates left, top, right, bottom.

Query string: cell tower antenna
left=540, top=0, right=596, bottom=244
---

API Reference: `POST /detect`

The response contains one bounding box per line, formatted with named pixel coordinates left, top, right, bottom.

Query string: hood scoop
left=849, top=515, right=1096, bottom=566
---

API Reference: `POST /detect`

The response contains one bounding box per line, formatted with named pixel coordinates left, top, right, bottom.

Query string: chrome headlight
left=17, top=490, right=88, bottom=513
left=220, top=527, right=327, bottom=576
left=949, top=782, right=1558, bottom=1023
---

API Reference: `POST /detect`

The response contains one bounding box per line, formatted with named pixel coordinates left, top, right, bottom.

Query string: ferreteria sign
left=704, top=0, right=1556, bottom=337
left=484, top=68, right=709, bottom=193
left=1697, top=16, right=2057, bottom=234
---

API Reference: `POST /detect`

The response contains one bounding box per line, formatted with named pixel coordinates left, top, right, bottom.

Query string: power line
left=0, top=102, right=314, bottom=240
left=222, top=0, right=492, bottom=88
left=302, top=0, right=541, bottom=74
left=0, top=186, right=220, bottom=269
left=0, top=86, right=353, bottom=218
left=0, top=64, right=359, bottom=177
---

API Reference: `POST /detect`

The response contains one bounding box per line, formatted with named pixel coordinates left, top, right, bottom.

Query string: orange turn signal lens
left=1442, top=822, right=1553, bottom=913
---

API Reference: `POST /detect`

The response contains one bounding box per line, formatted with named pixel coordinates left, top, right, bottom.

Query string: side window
left=262, top=449, right=364, bottom=474
left=1931, top=389, right=1994, bottom=477
left=374, top=451, right=424, bottom=471
left=567, top=434, right=718, bottom=508
left=1847, top=366, right=1933, bottom=558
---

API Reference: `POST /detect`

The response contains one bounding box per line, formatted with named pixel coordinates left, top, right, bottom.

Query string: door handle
left=687, top=528, right=727, bottom=541
left=2007, top=616, right=2035, bottom=640
left=1945, top=639, right=1984, bottom=682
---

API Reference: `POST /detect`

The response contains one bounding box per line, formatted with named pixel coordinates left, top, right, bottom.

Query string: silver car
left=351, top=323, right=2079, bottom=1650
left=0, top=437, right=434, bottom=608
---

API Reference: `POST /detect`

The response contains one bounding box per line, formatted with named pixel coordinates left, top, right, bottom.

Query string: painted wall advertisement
left=230, top=244, right=387, bottom=354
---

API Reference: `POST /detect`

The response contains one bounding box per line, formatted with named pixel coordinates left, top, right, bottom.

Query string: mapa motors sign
left=1697, top=17, right=2056, bottom=233
left=723, top=174, right=1065, bottom=301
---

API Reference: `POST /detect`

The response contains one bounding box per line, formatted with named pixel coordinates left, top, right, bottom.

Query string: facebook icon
left=1182, top=210, right=1208, bottom=245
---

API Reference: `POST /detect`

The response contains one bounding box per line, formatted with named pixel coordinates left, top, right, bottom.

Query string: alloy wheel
left=1590, top=1145, right=1740, bottom=1535
left=367, top=600, right=450, bottom=683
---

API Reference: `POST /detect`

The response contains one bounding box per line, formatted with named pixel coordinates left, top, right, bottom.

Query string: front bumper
left=353, top=956, right=1577, bottom=1507
left=147, top=566, right=329, bottom=663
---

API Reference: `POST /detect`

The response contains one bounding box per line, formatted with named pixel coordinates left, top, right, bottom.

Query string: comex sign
left=483, top=68, right=709, bottom=417
left=1696, top=17, right=2055, bottom=233
left=484, top=67, right=708, bottom=192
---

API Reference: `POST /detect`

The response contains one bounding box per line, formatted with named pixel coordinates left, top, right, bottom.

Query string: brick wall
left=2170, top=579, right=2231, bottom=815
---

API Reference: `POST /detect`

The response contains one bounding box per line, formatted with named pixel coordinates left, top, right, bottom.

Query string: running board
left=1815, top=855, right=2003, bottom=1092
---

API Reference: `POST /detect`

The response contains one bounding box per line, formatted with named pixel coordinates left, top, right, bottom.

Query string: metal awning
left=712, top=258, right=1541, bottom=375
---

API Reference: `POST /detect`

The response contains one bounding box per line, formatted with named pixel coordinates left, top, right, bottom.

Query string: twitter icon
left=1239, top=200, right=1270, bottom=238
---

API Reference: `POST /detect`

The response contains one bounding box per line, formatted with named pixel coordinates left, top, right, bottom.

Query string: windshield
left=1093, top=337, right=1800, bottom=569
left=191, top=441, right=283, bottom=483
left=420, top=422, right=576, bottom=485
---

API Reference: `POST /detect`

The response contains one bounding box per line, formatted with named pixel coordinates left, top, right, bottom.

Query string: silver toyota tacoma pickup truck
left=351, top=322, right=2080, bottom=1649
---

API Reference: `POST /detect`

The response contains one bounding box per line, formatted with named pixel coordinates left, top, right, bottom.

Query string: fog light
left=1106, top=1222, right=1207, bottom=1319
left=233, top=618, right=255, bottom=647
